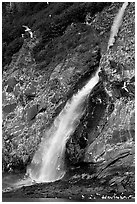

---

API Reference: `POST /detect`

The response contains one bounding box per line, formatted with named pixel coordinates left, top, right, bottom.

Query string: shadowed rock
left=3, top=103, right=17, bottom=114
left=6, top=77, right=18, bottom=89
left=25, top=105, right=38, bottom=122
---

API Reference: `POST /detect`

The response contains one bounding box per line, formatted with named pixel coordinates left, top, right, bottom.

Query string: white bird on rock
left=22, top=25, right=33, bottom=38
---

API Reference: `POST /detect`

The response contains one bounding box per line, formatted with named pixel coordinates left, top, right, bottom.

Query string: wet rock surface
left=2, top=2, right=135, bottom=201
left=3, top=159, right=135, bottom=201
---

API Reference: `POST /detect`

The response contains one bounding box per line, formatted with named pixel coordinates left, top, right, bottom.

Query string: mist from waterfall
left=27, top=2, right=128, bottom=183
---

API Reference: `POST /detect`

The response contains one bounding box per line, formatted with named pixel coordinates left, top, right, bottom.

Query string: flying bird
left=122, top=81, right=129, bottom=92
left=22, top=25, right=33, bottom=38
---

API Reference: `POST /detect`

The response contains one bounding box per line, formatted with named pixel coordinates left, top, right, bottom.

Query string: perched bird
left=22, top=25, right=33, bottom=38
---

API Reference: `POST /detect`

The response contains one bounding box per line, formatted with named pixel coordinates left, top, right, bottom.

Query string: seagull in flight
left=22, top=25, right=33, bottom=38
left=121, top=81, right=129, bottom=92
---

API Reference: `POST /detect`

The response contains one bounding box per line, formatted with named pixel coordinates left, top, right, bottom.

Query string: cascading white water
left=27, top=68, right=100, bottom=182
left=27, top=2, right=128, bottom=184
left=107, top=2, right=128, bottom=50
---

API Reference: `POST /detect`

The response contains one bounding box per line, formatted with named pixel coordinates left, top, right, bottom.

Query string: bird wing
left=23, top=25, right=31, bottom=31
left=22, top=25, right=28, bottom=29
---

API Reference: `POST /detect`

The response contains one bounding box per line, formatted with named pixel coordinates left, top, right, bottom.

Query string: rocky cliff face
left=2, top=23, right=101, bottom=171
left=84, top=1, right=135, bottom=171
left=2, top=3, right=134, bottom=196
left=64, top=3, right=135, bottom=174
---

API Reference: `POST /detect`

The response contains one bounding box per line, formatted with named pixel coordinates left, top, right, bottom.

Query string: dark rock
left=6, top=77, right=18, bottom=89
left=120, top=88, right=130, bottom=98
left=25, top=105, right=38, bottom=122
left=18, top=94, right=26, bottom=106
left=3, top=103, right=17, bottom=114
left=50, top=78, right=60, bottom=91
left=107, top=102, right=115, bottom=115
left=109, top=60, right=117, bottom=69
left=130, top=76, right=135, bottom=83
left=19, top=80, right=24, bottom=86
left=112, top=87, right=121, bottom=99
left=6, top=85, right=13, bottom=93
left=24, top=83, right=36, bottom=98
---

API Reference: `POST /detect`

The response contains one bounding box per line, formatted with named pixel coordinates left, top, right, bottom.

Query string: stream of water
left=27, top=2, right=128, bottom=184
left=27, top=68, right=101, bottom=183
left=3, top=2, right=128, bottom=191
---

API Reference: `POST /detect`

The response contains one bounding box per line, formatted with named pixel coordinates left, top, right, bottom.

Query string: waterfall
left=27, top=68, right=100, bottom=182
left=27, top=2, right=128, bottom=183
left=107, top=2, right=128, bottom=50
